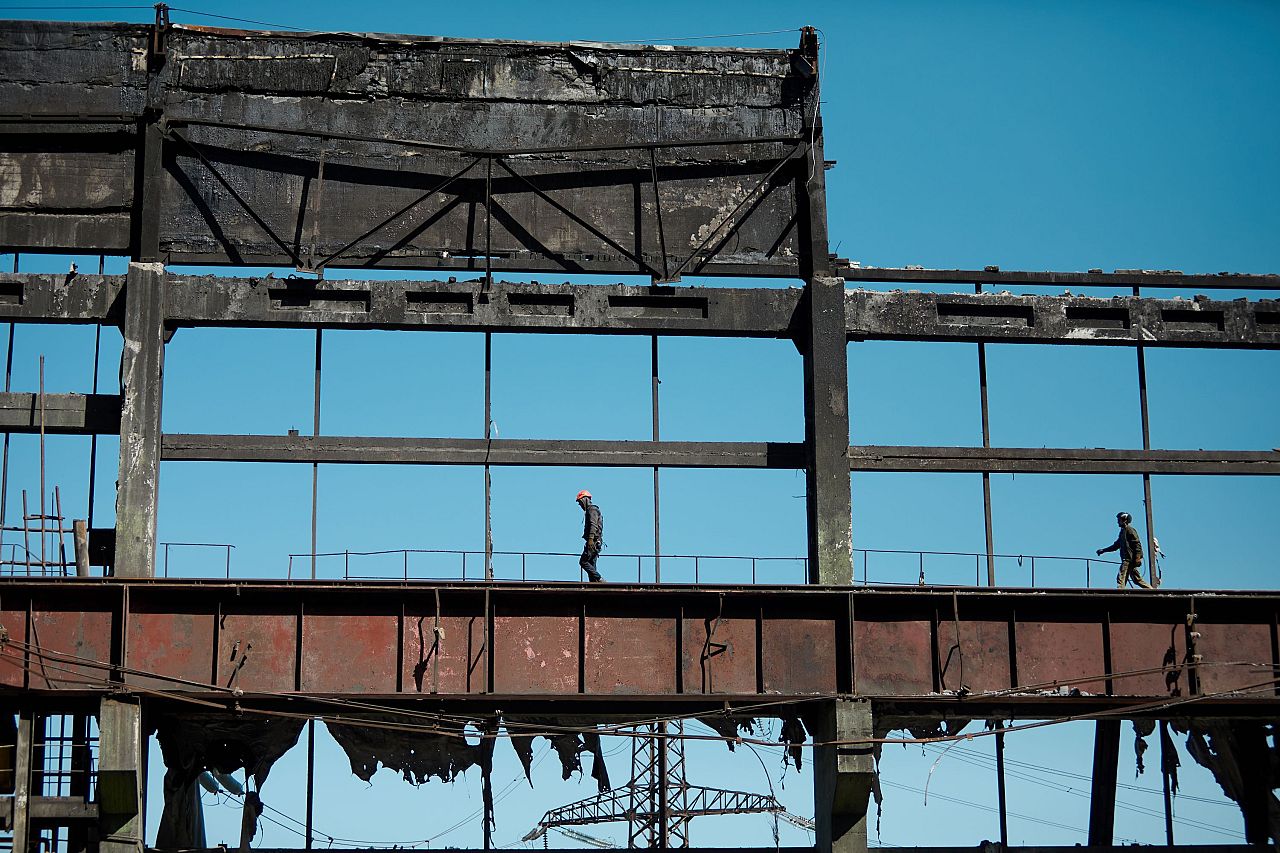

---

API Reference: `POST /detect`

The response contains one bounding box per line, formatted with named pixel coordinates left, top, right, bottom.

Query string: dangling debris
left=325, top=716, right=480, bottom=784
left=697, top=714, right=757, bottom=751
left=151, top=711, right=304, bottom=850
left=780, top=716, right=807, bottom=771
left=1133, top=719, right=1155, bottom=775
left=505, top=716, right=611, bottom=792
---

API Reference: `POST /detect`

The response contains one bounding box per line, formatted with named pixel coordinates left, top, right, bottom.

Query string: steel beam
left=160, top=434, right=804, bottom=468
left=849, top=289, right=1280, bottom=349
left=162, top=275, right=799, bottom=337
left=0, top=580, right=1274, bottom=720
left=840, top=265, right=1280, bottom=292
left=849, top=445, right=1280, bottom=475
left=0, top=392, right=122, bottom=434
left=4, top=274, right=1280, bottom=352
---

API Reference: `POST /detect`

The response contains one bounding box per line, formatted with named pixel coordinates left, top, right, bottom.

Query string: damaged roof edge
left=0, top=18, right=803, bottom=55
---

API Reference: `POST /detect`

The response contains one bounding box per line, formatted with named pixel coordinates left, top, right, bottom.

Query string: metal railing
left=854, top=547, right=1121, bottom=588
left=286, top=548, right=809, bottom=585
left=160, top=542, right=236, bottom=578
left=269, top=546, right=1123, bottom=587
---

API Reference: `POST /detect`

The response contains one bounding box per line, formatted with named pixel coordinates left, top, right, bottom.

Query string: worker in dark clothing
left=1097, top=511, right=1152, bottom=589
left=576, top=489, right=604, bottom=582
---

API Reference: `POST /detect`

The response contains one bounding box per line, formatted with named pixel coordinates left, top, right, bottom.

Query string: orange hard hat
left=576, top=489, right=592, bottom=501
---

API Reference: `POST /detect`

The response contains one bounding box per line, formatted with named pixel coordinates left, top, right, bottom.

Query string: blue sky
left=2, top=0, right=1279, bottom=848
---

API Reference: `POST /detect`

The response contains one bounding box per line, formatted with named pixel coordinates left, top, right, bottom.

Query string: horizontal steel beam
left=6, top=273, right=1279, bottom=351
left=849, top=290, right=1280, bottom=349
left=160, top=434, right=1280, bottom=475
left=0, top=392, right=121, bottom=434
left=850, top=446, right=1280, bottom=476
left=161, top=434, right=804, bottom=467
left=0, top=580, right=1274, bottom=720
left=840, top=264, right=1280, bottom=292
left=162, top=275, right=799, bottom=336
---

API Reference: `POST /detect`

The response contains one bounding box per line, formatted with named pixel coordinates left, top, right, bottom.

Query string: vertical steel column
left=1159, top=720, right=1174, bottom=846
left=995, top=726, right=1008, bottom=845
left=651, top=336, right=661, bottom=582
left=484, top=332, right=493, bottom=580
left=1087, top=719, right=1121, bottom=846
left=795, top=30, right=850, bottom=586
left=87, top=255, right=104, bottom=532
left=656, top=721, right=669, bottom=849
left=1133, top=286, right=1158, bottom=586
left=0, top=271, right=13, bottom=561
left=311, top=330, right=322, bottom=580
left=39, top=357, right=47, bottom=572
left=68, top=712, right=92, bottom=853
left=976, top=284, right=996, bottom=586
left=802, top=276, right=852, bottom=586
left=304, top=721, right=315, bottom=849
left=115, top=262, right=166, bottom=578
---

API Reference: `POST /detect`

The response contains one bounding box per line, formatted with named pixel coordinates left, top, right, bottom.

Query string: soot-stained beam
left=849, top=289, right=1280, bottom=349
left=849, top=446, right=1280, bottom=476
left=161, top=435, right=806, bottom=468
left=163, top=275, right=801, bottom=337
left=0, top=274, right=124, bottom=325
left=160, top=435, right=1280, bottom=475
left=5, top=274, right=1280, bottom=351
left=840, top=265, right=1280, bottom=293
left=0, top=392, right=122, bottom=434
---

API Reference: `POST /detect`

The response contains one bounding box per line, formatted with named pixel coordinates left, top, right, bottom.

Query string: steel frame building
left=0, top=13, right=1278, bottom=853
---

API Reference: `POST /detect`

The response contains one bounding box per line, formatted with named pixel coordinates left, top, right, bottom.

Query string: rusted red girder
left=0, top=580, right=1275, bottom=718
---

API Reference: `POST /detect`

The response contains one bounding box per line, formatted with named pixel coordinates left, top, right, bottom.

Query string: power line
left=167, top=6, right=307, bottom=31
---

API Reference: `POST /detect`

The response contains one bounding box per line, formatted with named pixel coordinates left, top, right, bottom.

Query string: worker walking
left=576, top=489, right=604, bottom=583
left=1097, top=511, right=1153, bottom=589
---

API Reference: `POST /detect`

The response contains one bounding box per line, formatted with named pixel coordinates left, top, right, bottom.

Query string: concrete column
left=11, top=709, right=33, bottom=853
left=802, top=275, right=852, bottom=585
left=812, top=699, right=876, bottom=853
left=98, top=697, right=144, bottom=853
left=115, top=262, right=165, bottom=578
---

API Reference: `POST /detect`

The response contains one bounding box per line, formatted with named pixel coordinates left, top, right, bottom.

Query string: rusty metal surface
left=680, top=615, right=757, bottom=695
left=1015, top=618, right=1108, bottom=695
left=127, top=609, right=214, bottom=689
left=301, top=611, right=398, bottom=693
left=584, top=612, right=675, bottom=695
left=0, top=580, right=1277, bottom=718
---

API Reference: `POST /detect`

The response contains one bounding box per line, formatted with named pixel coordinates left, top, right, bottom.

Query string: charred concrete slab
left=0, top=274, right=124, bottom=325
left=0, top=391, right=122, bottom=434
left=1, top=21, right=815, bottom=276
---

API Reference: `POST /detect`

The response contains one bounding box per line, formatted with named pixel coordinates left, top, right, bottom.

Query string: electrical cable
left=3, top=639, right=1278, bottom=752
left=167, top=6, right=307, bottom=30
left=880, top=778, right=1102, bottom=839
left=919, top=743, right=1241, bottom=837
